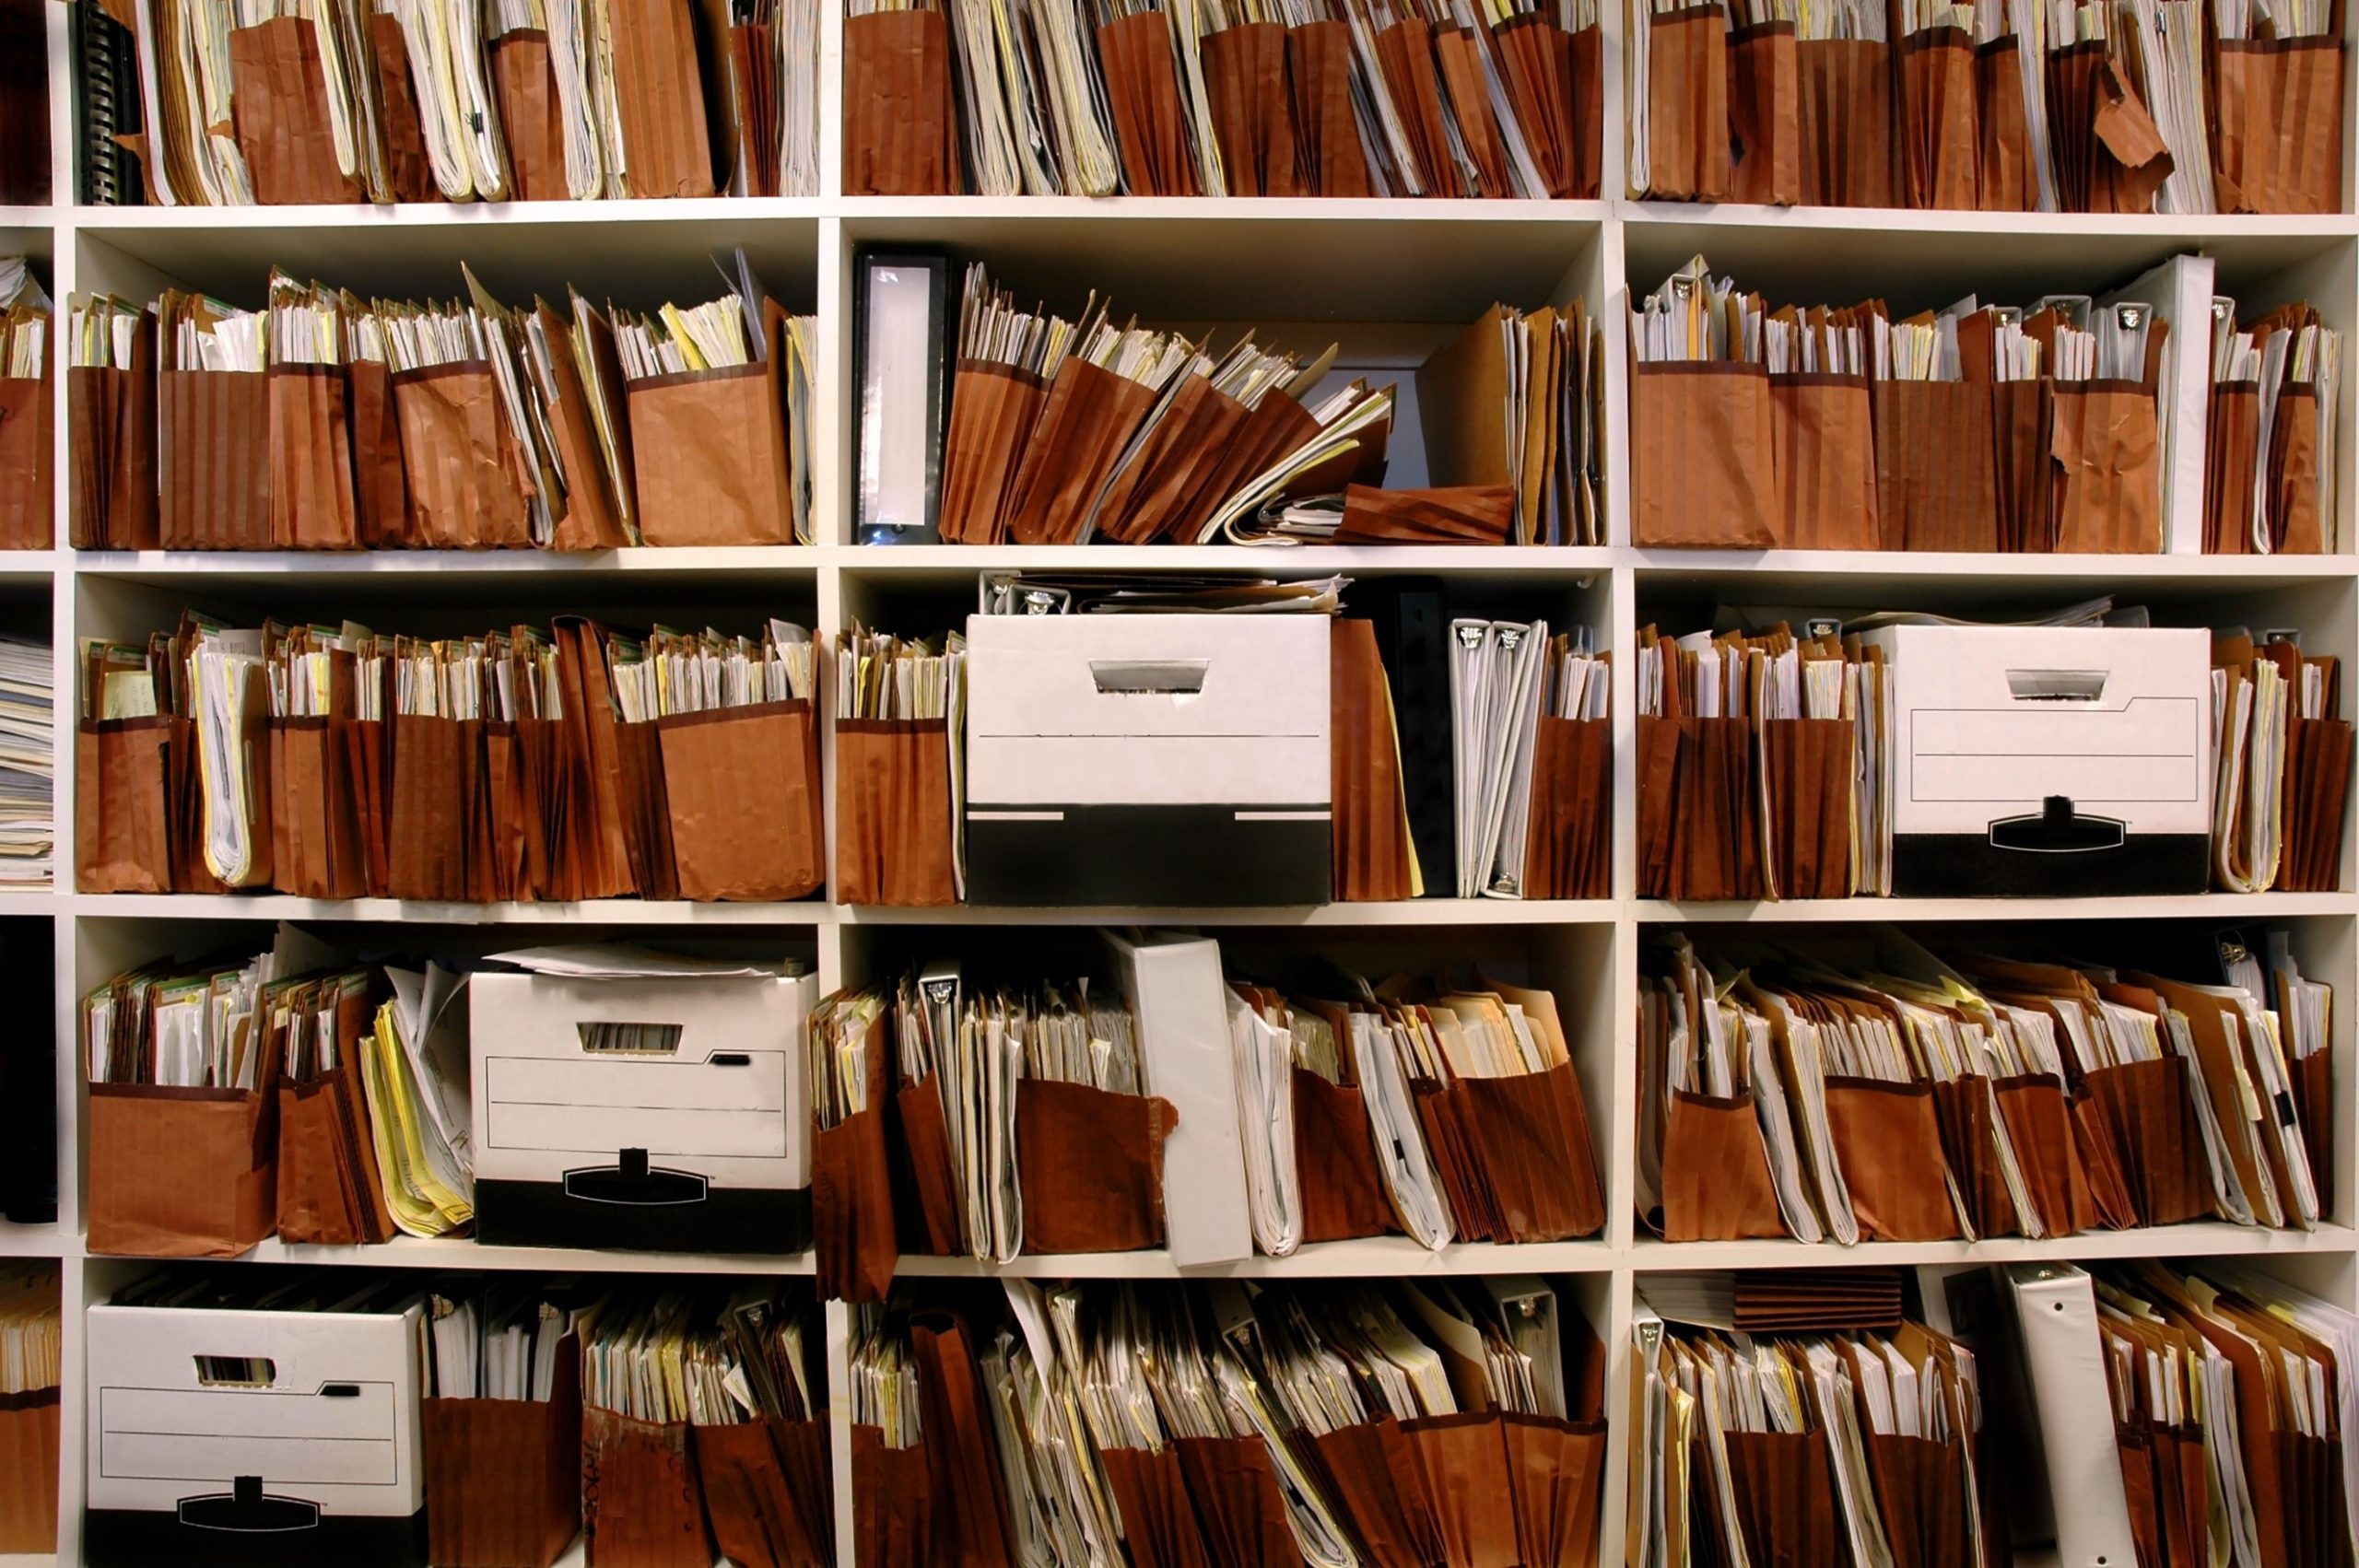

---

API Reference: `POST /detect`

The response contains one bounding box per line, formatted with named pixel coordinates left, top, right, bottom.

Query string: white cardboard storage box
left=469, top=970, right=817, bottom=1254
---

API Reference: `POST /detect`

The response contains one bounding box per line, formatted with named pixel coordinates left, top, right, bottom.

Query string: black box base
left=1892, top=833, right=2211, bottom=898
left=86, top=1505, right=427, bottom=1568
left=474, top=1178, right=812, bottom=1255
left=967, top=805, right=1331, bottom=906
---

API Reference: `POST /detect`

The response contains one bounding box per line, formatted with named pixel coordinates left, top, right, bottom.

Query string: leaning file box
left=963, top=612, right=1332, bottom=905
left=470, top=969, right=818, bottom=1253
left=83, top=1293, right=428, bottom=1568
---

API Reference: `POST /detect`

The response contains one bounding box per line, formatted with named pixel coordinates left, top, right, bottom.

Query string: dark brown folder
left=1897, top=28, right=1978, bottom=208
left=1015, top=1080, right=1177, bottom=1253
left=159, top=369, right=270, bottom=549
left=1331, top=618, right=1418, bottom=901
left=1099, top=11, right=1202, bottom=195
left=610, top=0, right=719, bottom=197
left=422, top=1345, right=582, bottom=1568
left=1630, top=362, right=1778, bottom=547
left=1660, top=1087, right=1788, bottom=1239
left=657, top=699, right=822, bottom=901
left=1823, top=1077, right=1961, bottom=1240
left=1770, top=372, right=1877, bottom=549
left=1728, top=21, right=1800, bottom=205
left=267, top=363, right=358, bottom=549
left=87, top=1082, right=276, bottom=1257
left=581, top=1405, right=711, bottom=1568
left=833, top=719, right=956, bottom=907
left=1796, top=37, right=1893, bottom=205
left=1290, top=20, right=1376, bottom=195
left=489, top=30, right=569, bottom=201
left=1644, top=6, right=1732, bottom=199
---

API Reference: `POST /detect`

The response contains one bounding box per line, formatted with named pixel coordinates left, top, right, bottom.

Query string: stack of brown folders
left=573, top=1291, right=832, bottom=1568
left=107, top=0, right=815, bottom=204
left=1628, top=261, right=2169, bottom=554
left=2213, top=629, right=2353, bottom=895
left=1636, top=624, right=1882, bottom=902
left=1638, top=930, right=2332, bottom=1246
left=2205, top=299, right=2342, bottom=555
left=852, top=1278, right=1607, bottom=1568
left=1632, top=0, right=2336, bottom=212
left=75, top=616, right=825, bottom=907
left=845, top=0, right=1602, bottom=196
left=65, top=274, right=818, bottom=552
left=933, top=263, right=1389, bottom=547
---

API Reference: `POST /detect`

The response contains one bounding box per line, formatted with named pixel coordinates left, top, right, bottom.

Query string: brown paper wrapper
left=276, top=1065, right=394, bottom=1246
left=2212, top=40, right=2343, bottom=216
left=160, top=369, right=271, bottom=549
left=833, top=719, right=957, bottom=907
left=1899, top=29, right=1978, bottom=207
left=1333, top=482, right=1514, bottom=544
left=267, top=362, right=358, bottom=549
left=0, top=360, right=49, bottom=548
left=939, top=362, right=1046, bottom=546
left=348, top=357, right=412, bottom=548
left=228, top=18, right=365, bottom=205
left=610, top=716, right=678, bottom=902
left=1760, top=715, right=1853, bottom=897
left=1993, top=1073, right=2096, bottom=1238
left=393, top=363, right=534, bottom=549
left=1661, top=1087, right=1787, bottom=1239
left=481, top=720, right=534, bottom=903
left=371, top=11, right=437, bottom=203
left=2267, top=383, right=2324, bottom=553
left=1769, top=372, right=1877, bottom=549
left=1865, top=1432, right=1970, bottom=1568
left=1003, top=357, right=1160, bottom=545
left=1099, top=12, right=1202, bottom=195
left=1728, top=21, right=1800, bottom=205
left=167, top=705, right=243, bottom=894
left=851, top=1426, right=932, bottom=1568
left=1415, top=1075, right=1503, bottom=1240
left=694, top=1419, right=832, bottom=1568
left=843, top=8, right=962, bottom=194
left=1975, top=36, right=2036, bottom=210
left=1495, top=17, right=1587, bottom=199
left=1824, top=1077, right=1960, bottom=1240
left=1016, top=1080, right=1177, bottom=1253
left=388, top=711, right=473, bottom=901
left=2281, top=716, right=2352, bottom=894
left=424, top=1360, right=582, bottom=1568
left=76, top=717, right=174, bottom=894
left=1099, top=1444, right=1215, bottom=1568
left=1990, top=376, right=2052, bottom=551
left=1310, top=1419, right=1443, bottom=1568
left=609, top=0, right=717, bottom=197
left=491, top=31, right=569, bottom=202
left=1332, top=618, right=1418, bottom=902
left=1651, top=714, right=1763, bottom=899
left=1796, top=37, right=1892, bottom=205
left=1290, top=21, right=1376, bottom=196
left=1644, top=6, right=1732, bottom=199
left=1637, top=713, right=1679, bottom=895
left=1435, top=26, right=1512, bottom=196
left=1096, top=377, right=1262, bottom=546
left=1203, top=22, right=1305, bottom=196
left=2294, top=1042, right=2333, bottom=1208
left=1725, top=1429, right=1841, bottom=1568
left=1174, top=1436, right=1301, bottom=1566
left=0, top=1392, right=57, bottom=1555
left=1631, top=361, right=1778, bottom=547
left=87, top=1082, right=275, bottom=1257
left=2207, top=380, right=2261, bottom=552
left=1504, top=1414, right=1606, bottom=1568
left=1458, top=1062, right=1605, bottom=1243
left=346, top=713, right=394, bottom=896
left=1402, top=1414, right=1520, bottom=1567
left=1931, top=1075, right=2016, bottom=1237
left=894, top=1075, right=965, bottom=1255
left=1523, top=715, right=1610, bottom=900
left=1872, top=379, right=1999, bottom=551
left=2048, top=41, right=2174, bottom=213
left=1374, top=17, right=1456, bottom=193
left=68, top=359, right=159, bottom=550
left=1295, top=1067, right=1396, bottom=1244
left=908, top=1310, right=1018, bottom=1564
left=581, top=1405, right=710, bottom=1568
left=2081, top=1057, right=2210, bottom=1226
left=628, top=361, right=792, bottom=546
left=814, top=1069, right=898, bottom=1305
left=2049, top=379, right=2161, bottom=552
left=656, top=699, right=821, bottom=901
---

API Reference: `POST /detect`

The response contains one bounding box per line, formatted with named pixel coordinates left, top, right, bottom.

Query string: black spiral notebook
left=70, top=0, right=143, bottom=205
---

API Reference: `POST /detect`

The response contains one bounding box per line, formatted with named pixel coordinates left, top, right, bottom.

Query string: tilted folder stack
left=1637, top=928, right=2332, bottom=1246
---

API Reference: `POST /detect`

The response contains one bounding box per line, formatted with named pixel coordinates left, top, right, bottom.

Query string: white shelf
left=1639, top=892, right=2357, bottom=922
left=1629, top=1223, right=2359, bottom=1271
left=68, top=894, right=834, bottom=925
left=246, top=1237, right=817, bottom=1276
